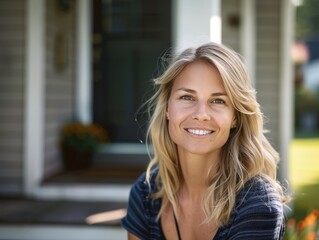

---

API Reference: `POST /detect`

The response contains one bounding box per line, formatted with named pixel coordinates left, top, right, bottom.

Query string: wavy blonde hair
left=145, top=42, right=286, bottom=226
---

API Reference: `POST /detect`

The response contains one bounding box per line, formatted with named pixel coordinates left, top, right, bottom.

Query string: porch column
left=210, top=0, right=221, bottom=43
left=24, top=0, right=46, bottom=196
left=279, top=0, right=295, bottom=187
left=172, top=0, right=221, bottom=52
left=76, top=0, right=92, bottom=123
left=240, top=0, right=256, bottom=84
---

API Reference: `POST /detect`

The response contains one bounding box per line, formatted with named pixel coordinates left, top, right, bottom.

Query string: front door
left=92, top=0, right=171, bottom=143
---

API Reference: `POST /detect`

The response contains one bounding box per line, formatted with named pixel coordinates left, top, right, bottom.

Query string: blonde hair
left=145, top=42, right=286, bottom=226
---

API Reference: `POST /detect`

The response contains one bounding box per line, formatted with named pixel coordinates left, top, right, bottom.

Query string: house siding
left=222, top=0, right=240, bottom=52
left=43, top=0, right=77, bottom=178
left=0, top=0, right=25, bottom=195
left=221, top=0, right=281, bottom=150
left=255, top=0, right=281, bottom=149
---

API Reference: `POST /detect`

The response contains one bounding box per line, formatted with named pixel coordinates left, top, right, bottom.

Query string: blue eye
left=212, top=99, right=225, bottom=104
left=180, top=95, right=194, bottom=101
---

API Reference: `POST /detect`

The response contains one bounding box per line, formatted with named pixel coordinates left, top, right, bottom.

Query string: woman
left=121, top=42, right=287, bottom=240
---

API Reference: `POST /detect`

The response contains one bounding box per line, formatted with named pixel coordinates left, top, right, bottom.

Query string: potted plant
left=60, top=122, right=108, bottom=170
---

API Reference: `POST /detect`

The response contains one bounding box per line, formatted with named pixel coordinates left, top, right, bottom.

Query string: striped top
left=121, top=169, right=285, bottom=240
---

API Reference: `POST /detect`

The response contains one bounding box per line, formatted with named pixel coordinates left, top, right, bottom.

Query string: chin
left=185, top=146, right=219, bottom=156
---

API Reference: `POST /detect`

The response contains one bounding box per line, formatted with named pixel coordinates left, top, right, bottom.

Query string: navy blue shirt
left=121, top=169, right=285, bottom=239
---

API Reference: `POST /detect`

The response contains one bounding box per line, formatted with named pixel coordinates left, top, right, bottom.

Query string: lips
left=186, top=129, right=213, bottom=136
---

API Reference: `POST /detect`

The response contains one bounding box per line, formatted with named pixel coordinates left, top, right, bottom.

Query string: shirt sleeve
left=121, top=173, right=150, bottom=240
left=226, top=179, right=285, bottom=240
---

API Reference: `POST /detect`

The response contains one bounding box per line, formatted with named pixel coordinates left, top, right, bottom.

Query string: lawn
left=289, top=138, right=319, bottom=221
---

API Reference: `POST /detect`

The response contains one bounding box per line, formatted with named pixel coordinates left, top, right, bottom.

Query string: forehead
left=172, top=60, right=225, bottom=92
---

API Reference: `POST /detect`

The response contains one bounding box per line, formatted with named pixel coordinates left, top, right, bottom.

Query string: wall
left=0, top=0, right=25, bottom=195
left=43, top=0, right=77, bottom=178
left=255, top=0, right=281, bottom=149
left=222, top=0, right=289, bottom=183
left=221, top=0, right=240, bottom=52
left=222, top=0, right=281, bottom=150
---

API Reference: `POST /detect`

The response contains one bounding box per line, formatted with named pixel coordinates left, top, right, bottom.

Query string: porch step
left=0, top=197, right=127, bottom=239
left=0, top=197, right=127, bottom=225
left=0, top=225, right=126, bottom=240
left=43, top=166, right=145, bottom=184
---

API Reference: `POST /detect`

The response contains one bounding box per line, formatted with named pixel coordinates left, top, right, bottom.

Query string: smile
left=186, top=129, right=213, bottom=136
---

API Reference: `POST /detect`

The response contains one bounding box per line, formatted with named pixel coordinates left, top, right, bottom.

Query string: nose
left=192, top=101, right=211, bottom=121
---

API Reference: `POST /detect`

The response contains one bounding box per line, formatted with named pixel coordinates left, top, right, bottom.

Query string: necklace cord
left=173, top=212, right=182, bottom=240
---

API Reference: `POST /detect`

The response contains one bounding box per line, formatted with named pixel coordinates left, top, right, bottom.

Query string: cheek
left=167, top=111, right=181, bottom=134
left=167, top=107, right=190, bottom=133
left=216, top=112, right=234, bottom=141
left=167, top=107, right=185, bottom=140
left=167, top=101, right=184, bottom=123
left=214, top=110, right=235, bottom=127
left=167, top=118, right=180, bottom=146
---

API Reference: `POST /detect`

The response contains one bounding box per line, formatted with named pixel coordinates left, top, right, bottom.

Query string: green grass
left=289, top=138, right=319, bottom=220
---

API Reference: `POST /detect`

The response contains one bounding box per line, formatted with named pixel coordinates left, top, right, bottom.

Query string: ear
left=166, top=111, right=170, bottom=120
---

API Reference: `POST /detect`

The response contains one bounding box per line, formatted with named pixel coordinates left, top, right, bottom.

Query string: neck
left=178, top=151, right=219, bottom=202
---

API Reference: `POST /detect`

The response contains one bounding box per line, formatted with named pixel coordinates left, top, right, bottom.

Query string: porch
left=0, top=172, right=129, bottom=240
left=0, top=148, right=145, bottom=239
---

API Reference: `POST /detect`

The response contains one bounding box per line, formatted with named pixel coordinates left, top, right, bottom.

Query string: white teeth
left=187, top=129, right=212, bottom=136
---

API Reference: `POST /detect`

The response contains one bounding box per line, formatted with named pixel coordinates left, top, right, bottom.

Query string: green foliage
left=294, top=86, right=319, bottom=133
left=296, top=0, right=319, bottom=39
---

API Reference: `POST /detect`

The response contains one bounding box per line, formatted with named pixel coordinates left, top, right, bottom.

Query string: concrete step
left=0, top=197, right=127, bottom=240
left=0, top=224, right=125, bottom=240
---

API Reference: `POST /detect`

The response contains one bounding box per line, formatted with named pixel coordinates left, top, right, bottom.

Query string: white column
left=24, top=0, right=45, bottom=196
left=76, top=0, right=92, bottom=123
left=210, top=0, right=221, bottom=43
left=279, top=0, right=295, bottom=186
left=173, top=0, right=220, bottom=52
left=240, top=0, right=256, bottom=84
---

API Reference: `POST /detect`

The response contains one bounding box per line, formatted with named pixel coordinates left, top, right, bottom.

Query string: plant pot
left=61, top=144, right=92, bottom=170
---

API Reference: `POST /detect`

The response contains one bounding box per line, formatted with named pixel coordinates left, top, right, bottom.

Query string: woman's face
left=167, top=60, right=235, bottom=159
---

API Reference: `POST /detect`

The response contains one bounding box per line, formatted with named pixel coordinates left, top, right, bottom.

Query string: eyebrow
left=176, top=88, right=227, bottom=97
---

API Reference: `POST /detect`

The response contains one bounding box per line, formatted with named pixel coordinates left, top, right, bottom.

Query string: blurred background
left=288, top=0, right=319, bottom=237
left=0, top=0, right=318, bottom=239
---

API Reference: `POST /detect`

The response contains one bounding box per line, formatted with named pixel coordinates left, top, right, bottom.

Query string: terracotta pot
left=61, top=144, right=92, bottom=170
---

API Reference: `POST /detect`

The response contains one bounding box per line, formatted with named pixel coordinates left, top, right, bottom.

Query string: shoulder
left=120, top=168, right=160, bottom=239
left=124, top=167, right=159, bottom=212
left=130, top=168, right=159, bottom=198
left=221, top=176, right=285, bottom=240
left=235, top=176, right=283, bottom=214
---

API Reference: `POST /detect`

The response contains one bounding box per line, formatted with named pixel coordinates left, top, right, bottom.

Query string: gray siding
left=255, top=0, right=281, bottom=150
left=222, top=0, right=240, bottom=52
left=43, top=0, right=76, bottom=178
left=0, top=0, right=25, bottom=195
left=221, top=0, right=281, bottom=150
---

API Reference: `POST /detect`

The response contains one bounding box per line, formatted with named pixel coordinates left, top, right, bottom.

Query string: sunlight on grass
left=289, top=138, right=319, bottom=188
left=289, top=138, right=319, bottom=220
